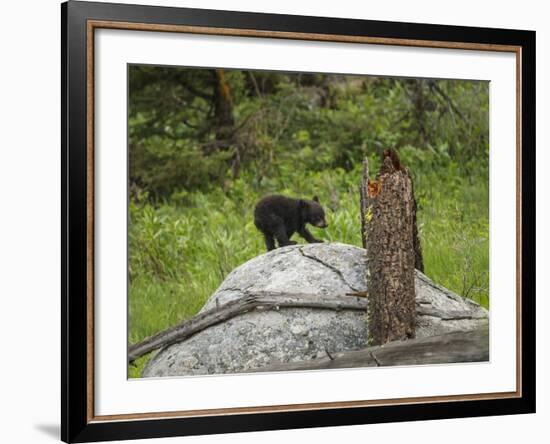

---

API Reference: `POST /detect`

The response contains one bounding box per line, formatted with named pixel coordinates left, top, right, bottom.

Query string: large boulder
left=142, top=243, right=488, bottom=377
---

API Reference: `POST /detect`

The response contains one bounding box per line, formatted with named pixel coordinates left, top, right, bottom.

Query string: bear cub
left=254, top=194, right=328, bottom=251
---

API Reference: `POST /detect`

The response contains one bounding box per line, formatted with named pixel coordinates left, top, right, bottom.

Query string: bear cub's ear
left=312, top=195, right=320, bottom=203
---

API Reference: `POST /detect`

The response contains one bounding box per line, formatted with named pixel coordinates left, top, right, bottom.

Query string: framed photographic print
left=61, top=1, right=536, bottom=442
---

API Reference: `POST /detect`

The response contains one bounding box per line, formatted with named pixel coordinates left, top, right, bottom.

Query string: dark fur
left=254, top=194, right=328, bottom=251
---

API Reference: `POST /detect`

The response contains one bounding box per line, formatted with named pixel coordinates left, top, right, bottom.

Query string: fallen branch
left=250, top=327, right=489, bottom=372
left=128, top=291, right=369, bottom=363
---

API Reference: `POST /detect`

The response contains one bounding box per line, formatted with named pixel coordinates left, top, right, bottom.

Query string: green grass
left=418, top=174, right=489, bottom=308
left=128, top=157, right=489, bottom=377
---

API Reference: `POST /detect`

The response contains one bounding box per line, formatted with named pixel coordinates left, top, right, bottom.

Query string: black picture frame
left=61, top=1, right=536, bottom=442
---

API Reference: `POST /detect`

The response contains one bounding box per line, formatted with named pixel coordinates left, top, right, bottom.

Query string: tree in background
left=129, top=66, right=488, bottom=200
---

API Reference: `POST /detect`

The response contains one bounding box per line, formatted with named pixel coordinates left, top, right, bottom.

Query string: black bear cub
left=254, top=194, right=328, bottom=251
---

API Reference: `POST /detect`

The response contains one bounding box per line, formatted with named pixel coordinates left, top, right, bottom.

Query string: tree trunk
left=213, top=69, right=235, bottom=141
left=212, top=69, right=242, bottom=177
left=410, top=79, right=428, bottom=146
left=364, top=150, right=416, bottom=345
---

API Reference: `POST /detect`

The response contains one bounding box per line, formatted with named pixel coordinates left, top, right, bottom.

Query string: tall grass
left=128, top=153, right=489, bottom=378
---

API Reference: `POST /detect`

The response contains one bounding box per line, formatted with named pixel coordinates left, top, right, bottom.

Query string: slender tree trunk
left=212, top=69, right=242, bottom=177
left=408, top=79, right=428, bottom=146
left=363, top=150, right=416, bottom=345
left=213, top=69, right=235, bottom=137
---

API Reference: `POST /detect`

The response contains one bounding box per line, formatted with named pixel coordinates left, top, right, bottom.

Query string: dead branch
left=128, top=291, right=369, bottom=363
left=250, top=327, right=489, bottom=372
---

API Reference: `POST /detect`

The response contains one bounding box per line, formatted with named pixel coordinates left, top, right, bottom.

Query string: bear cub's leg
left=274, top=223, right=297, bottom=248
left=263, top=234, right=276, bottom=251
left=299, top=227, right=322, bottom=243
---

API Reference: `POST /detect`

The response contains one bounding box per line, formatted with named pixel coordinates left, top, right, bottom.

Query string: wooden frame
left=62, top=1, right=536, bottom=442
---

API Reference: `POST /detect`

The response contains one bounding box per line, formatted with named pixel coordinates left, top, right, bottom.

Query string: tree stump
left=363, top=150, right=416, bottom=345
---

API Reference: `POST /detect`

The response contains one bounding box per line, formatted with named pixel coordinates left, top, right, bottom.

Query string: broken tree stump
left=363, top=149, right=416, bottom=345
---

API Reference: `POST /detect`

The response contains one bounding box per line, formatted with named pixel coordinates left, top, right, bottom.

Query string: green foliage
left=129, top=68, right=488, bottom=198
left=128, top=155, right=489, bottom=329
left=127, top=66, right=489, bottom=377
